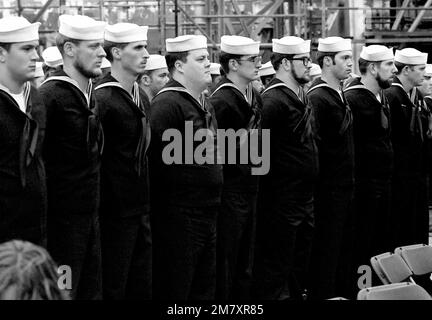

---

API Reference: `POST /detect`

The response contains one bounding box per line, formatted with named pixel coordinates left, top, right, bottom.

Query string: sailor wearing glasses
left=307, top=37, right=355, bottom=300
left=39, top=14, right=106, bottom=300
left=208, top=35, right=262, bottom=300
left=149, top=35, right=223, bottom=300
left=344, top=45, right=396, bottom=293
left=0, top=16, right=47, bottom=247
left=253, top=36, right=318, bottom=300
left=385, top=48, right=430, bottom=251
left=93, top=22, right=152, bottom=300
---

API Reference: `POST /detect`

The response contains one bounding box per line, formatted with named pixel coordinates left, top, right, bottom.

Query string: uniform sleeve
left=261, top=96, right=282, bottom=130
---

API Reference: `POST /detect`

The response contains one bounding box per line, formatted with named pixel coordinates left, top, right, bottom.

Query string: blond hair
left=0, top=240, right=69, bottom=300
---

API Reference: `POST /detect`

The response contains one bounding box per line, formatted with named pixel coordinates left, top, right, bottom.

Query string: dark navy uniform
left=39, top=69, right=104, bottom=300
left=0, top=83, right=47, bottom=246
left=150, top=79, right=223, bottom=300
left=209, top=77, right=261, bottom=300
left=386, top=77, right=430, bottom=248
left=307, top=78, right=355, bottom=299
left=255, top=78, right=318, bottom=300
left=94, top=74, right=152, bottom=300
left=344, top=78, right=393, bottom=283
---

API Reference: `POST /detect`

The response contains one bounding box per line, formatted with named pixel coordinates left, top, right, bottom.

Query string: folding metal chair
left=370, top=252, right=414, bottom=284
left=394, top=244, right=432, bottom=276
left=357, top=282, right=432, bottom=300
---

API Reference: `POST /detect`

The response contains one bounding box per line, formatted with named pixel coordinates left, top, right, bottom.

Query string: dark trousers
left=216, top=191, right=257, bottom=300
left=100, top=213, right=152, bottom=300
left=308, top=184, right=354, bottom=300
left=254, top=189, right=314, bottom=300
left=390, top=175, right=430, bottom=249
left=48, top=213, right=102, bottom=300
left=153, top=205, right=218, bottom=300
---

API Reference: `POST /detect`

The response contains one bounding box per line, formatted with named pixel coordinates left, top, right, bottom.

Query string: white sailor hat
left=272, top=36, right=310, bottom=55
left=0, top=16, right=40, bottom=43
left=101, top=57, right=111, bottom=69
left=259, top=61, right=275, bottom=77
left=42, top=46, right=63, bottom=68
left=59, top=14, right=106, bottom=41
left=360, top=45, right=394, bottom=62
left=395, top=48, right=428, bottom=65
left=166, top=35, right=207, bottom=53
left=318, top=37, right=352, bottom=53
left=220, top=35, right=260, bottom=55
left=34, top=62, right=44, bottom=78
left=209, top=63, right=221, bottom=75
left=144, top=54, right=167, bottom=71
left=309, top=63, right=322, bottom=77
left=104, top=23, right=148, bottom=43
left=425, top=64, right=432, bottom=75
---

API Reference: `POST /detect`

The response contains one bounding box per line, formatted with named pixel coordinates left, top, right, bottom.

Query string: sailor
left=344, top=45, right=396, bottom=288
left=41, top=45, right=63, bottom=78
left=209, top=35, right=262, bottom=299
left=39, top=14, right=106, bottom=299
left=94, top=22, right=152, bottom=300
left=304, top=63, right=321, bottom=92
left=32, top=61, right=45, bottom=88
left=307, top=36, right=355, bottom=300
left=385, top=48, right=430, bottom=249
left=150, top=35, right=223, bottom=300
left=138, top=54, right=169, bottom=102
left=0, top=16, right=47, bottom=246
left=254, top=36, right=318, bottom=300
left=258, top=61, right=276, bottom=86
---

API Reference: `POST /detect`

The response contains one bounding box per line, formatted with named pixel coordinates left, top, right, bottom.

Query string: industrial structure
left=1, top=0, right=432, bottom=65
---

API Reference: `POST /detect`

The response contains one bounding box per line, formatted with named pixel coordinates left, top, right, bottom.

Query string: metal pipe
left=190, top=13, right=305, bottom=18
left=174, top=0, right=179, bottom=36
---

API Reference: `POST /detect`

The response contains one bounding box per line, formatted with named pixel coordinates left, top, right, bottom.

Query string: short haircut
left=218, top=51, right=243, bottom=75
left=317, top=51, right=337, bottom=68
left=394, top=61, right=415, bottom=75
left=103, top=40, right=128, bottom=62
left=0, top=240, right=70, bottom=300
left=270, top=52, right=295, bottom=71
left=55, top=34, right=82, bottom=55
left=165, top=51, right=189, bottom=74
left=358, top=57, right=383, bottom=75
left=0, top=42, right=11, bottom=52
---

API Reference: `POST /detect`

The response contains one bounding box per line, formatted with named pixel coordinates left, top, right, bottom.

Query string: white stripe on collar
left=43, top=76, right=92, bottom=108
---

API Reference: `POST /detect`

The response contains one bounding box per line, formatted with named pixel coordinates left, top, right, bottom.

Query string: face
left=419, top=73, right=432, bottom=96
left=375, top=59, right=397, bottom=89
left=72, top=39, right=106, bottom=78
left=145, top=67, right=170, bottom=95
left=289, top=53, right=312, bottom=84
left=235, top=54, right=262, bottom=82
left=0, top=40, right=39, bottom=83
left=329, top=50, right=353, bottom=80
left=407, top=64, right=426, bottom=87
left=118, top=40, right=149, bottom=76
left=181, top=48, right=211, bottom=90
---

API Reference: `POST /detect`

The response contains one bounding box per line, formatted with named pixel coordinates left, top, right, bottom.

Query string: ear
left=63, top=42, right=75, bottom=58
left=281, top=58, right=290, bottom=72
left=142, top=74, right=151, bottom=86
left=0, top=47, right=7, bottom=63
left=174, top=59, right=184, bottom=74
left=402, top=65, right=410, bottom=76
left=324, top=56, right=333, bottom=67
left=369, top=62, right=377, bottom=75
left=229, top=58, right=238, bottom=72
left=111, top=47, right=122, bottom=60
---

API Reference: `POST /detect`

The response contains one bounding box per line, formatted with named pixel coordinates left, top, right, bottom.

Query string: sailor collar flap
left=156, top=86, right=210, bottom=115
left=42, top=76, right=93, bottom=109
left=211, top=81, right=255, bottom=107
left=94, top=81, right=146, bottom=116
left=262, top=82, right=302, bottom=103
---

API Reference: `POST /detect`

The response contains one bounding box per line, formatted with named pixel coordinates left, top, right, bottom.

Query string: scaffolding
left=2, top=0, right=432, bottom=55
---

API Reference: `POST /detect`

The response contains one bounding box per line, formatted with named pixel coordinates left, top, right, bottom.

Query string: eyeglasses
left=237, top=56, right=262, bottom=65
left=288, top=57, right=312, bottom=67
